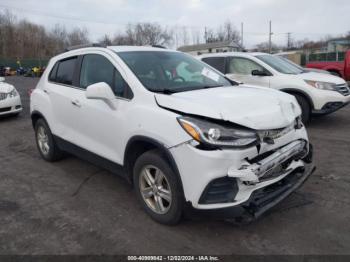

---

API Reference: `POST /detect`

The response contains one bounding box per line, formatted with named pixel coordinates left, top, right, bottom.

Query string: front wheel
left=293, top=94, right=311, bottom=124
left=133, top=150, right=183, bottom=225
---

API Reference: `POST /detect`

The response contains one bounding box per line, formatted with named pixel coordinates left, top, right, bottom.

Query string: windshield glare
left=256, top=55, right=303, bottom=75
left=117, top=51, right=233, bottom=93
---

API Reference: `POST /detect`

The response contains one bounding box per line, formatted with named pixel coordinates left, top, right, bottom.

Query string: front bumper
left=0, top=95, right=22, bottom=116
left=170, top=127, right=311, bottom=210
left=312, top=101, right=349, bottom=115
left=185, top=162, right=315, bottom=221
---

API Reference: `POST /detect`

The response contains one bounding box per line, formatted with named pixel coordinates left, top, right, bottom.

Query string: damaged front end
left=172, top=114, right=315, bottom=221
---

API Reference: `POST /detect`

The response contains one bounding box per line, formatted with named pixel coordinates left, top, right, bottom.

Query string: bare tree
left=205, top=20, right=240, bottom=44
left=67, top=27, right=89, bottom=46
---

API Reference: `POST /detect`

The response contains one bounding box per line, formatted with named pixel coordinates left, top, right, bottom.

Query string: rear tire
left=293, top=94, right=311, bottom=124
left=34, top=118, right=64, bottom=162
left=133, top=150, right=183, bottom=225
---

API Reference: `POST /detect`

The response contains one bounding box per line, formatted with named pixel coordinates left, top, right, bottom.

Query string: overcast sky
left=1, top=0, right=349, bottom=48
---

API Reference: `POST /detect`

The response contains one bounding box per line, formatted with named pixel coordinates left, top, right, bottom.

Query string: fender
left=280, top=88, right=315, bottom=110
left=31, top=110, right=48, bottom=128
left=124, top=135, right=184, bottom=192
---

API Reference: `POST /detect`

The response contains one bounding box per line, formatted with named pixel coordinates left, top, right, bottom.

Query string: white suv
left=198, top=52, right=350, bottom=123
left=30, top=45, right=314, bottom=224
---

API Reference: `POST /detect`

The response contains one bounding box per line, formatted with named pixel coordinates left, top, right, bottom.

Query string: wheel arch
left=31, top=110, right=48, bottom=128
left=123, top=136, right=184, bottom=191
left=280, top=88, right=314, bottom=110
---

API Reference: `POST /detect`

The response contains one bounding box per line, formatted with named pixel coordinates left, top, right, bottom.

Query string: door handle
left=71, top=99, right=81, bottom=108
left=43, top=89, right=49, bottom=94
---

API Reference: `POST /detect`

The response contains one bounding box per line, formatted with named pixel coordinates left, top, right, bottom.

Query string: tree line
left=0, top=10, right=243, bottom=60
left=1, top=9, right=348, bottom=60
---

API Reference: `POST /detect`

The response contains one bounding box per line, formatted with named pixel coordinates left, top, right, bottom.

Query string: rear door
left=46, top=56, right=82, bottom=143
left=226, top=56, right=271, bottom=87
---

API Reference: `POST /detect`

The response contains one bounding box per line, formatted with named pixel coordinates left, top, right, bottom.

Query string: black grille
left=335, top=83, right=350, bottom=96
left=199, top=177, right=238, bottom=204
left=0, top=107, right=11, bottom=113
left=0, top=93, right=7, bottom=101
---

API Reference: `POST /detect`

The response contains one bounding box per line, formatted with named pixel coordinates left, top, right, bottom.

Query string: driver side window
left=228, top=57, right=265, bottom=75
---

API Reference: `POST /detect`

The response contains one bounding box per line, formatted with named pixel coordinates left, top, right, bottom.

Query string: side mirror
left=251, top=70, right=269, bottom=76
left=86, top=82, right=117, bottom=109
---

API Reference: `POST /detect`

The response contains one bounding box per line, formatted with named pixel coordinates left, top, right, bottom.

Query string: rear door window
left=55, top=57, right=78, bottom=85
left=202, top=57, right=226, bottom=74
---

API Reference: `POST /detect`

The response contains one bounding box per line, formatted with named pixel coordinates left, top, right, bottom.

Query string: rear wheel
left=35, top=118, right=64, bottom=161
left=133, top=150, right=183, bottom=225
left=293, top=94, right=311, bottom=124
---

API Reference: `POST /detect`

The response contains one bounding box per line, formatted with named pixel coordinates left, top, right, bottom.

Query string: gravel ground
left=0, top=76, right=349, bottom=255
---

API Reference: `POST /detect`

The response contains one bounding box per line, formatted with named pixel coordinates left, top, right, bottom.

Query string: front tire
left=34, top=118, right=64, bottom=162
left=133, top=150, right=183, bottom=225
left=293, top=94, right=311, bottom=124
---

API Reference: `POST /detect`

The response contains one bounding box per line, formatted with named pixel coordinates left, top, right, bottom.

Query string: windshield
left=278, top=56, right=305, bottom=71
left=117, top=51, right=233, bottom=93
left=256, top=55, right=304, bottom=75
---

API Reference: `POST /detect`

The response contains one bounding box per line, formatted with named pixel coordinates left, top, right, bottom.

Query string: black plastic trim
left=54, top=135, right=127, bottom=178
left=124, top=135, right=184, bottom=191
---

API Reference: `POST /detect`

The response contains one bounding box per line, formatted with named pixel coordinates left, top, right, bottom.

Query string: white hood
left=301, top=72, right=345, bottom=84
left=155, top=85, right=301, bottom=130
left=0, top=82, right=14, bottom=93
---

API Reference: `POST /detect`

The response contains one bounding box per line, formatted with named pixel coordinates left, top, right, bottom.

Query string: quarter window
left=228, top=57, right=265, bottom=75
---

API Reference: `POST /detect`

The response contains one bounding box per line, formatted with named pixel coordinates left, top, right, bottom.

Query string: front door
left=226, top=56, right=271, bottom=88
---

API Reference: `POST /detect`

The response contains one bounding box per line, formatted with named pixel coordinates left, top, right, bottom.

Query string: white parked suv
left=0, top=77, right=22, bottom=116
left=30, top=45, right=314, bottom=224
left=198, top=52, right=350, bottom=123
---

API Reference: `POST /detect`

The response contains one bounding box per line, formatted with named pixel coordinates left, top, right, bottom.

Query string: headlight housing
left=8, top=88, right=18, bottom=98
left=177, top=116, right=258, bottom=148
left=305, top=80, right=336, bottom=91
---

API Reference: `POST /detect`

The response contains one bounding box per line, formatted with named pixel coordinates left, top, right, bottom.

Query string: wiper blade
left=149, top=89, right=178, bottom=94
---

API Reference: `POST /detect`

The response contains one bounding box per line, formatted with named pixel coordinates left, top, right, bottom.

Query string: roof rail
left=151, top=45, right=166, bottom=49
left=65, top=43, right=107, bottom=52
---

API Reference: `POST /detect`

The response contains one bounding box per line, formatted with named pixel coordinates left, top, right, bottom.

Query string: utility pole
left=268, top=20, right=272, bottom=54
left=241, top=22, right=244, bottom=50
left=287, top=32, right=292, bottom=50
left=204, top=27, right=208, bottom=43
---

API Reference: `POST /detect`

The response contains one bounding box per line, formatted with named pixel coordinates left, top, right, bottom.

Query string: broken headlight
left=177, top=116, right=258, bottom=148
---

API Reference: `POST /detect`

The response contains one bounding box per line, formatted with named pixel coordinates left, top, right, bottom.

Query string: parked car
left=199, top=52, right=350, bottom=123
left=0, top=77, right=22, bottom=116
left=30, top=45, right=314, bottom=224
left=306, top=50, right=350, bottom=80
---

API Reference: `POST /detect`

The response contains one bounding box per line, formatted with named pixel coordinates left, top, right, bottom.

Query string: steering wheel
left=172, top=76, right=185, bottom=82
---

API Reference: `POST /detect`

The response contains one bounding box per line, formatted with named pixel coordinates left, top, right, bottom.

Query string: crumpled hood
left=0, top=82, right=14, bottom=93
left=301, top=72, right=346, bottom=84
left=155, top=85, right=301, bottom=130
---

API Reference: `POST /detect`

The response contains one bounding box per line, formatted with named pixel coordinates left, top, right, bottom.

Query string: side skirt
left=53, top=135, right=128, bottom=179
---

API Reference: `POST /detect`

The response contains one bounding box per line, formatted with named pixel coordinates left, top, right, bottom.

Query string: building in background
left=327, top=39, right=350, bottom=52
left=177, top=40, right=242, bottom=55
